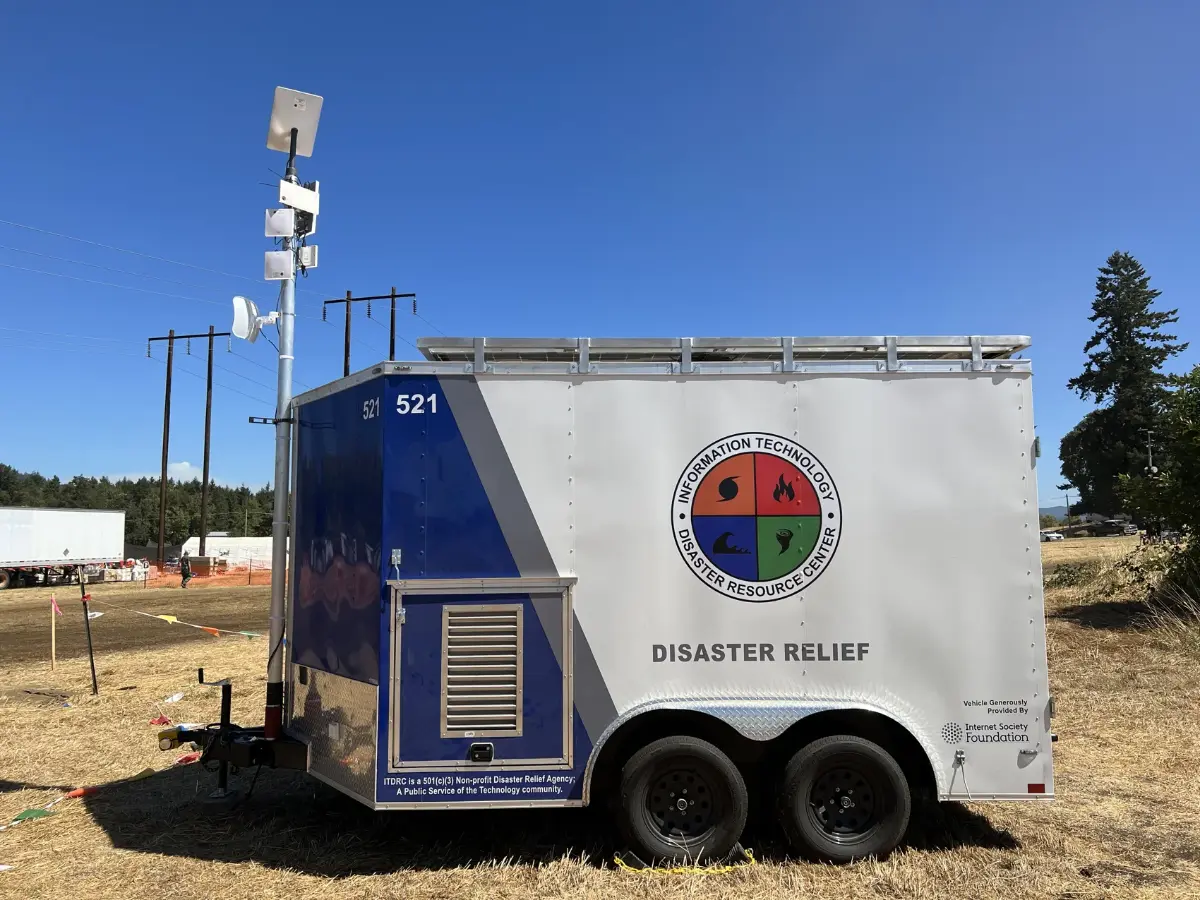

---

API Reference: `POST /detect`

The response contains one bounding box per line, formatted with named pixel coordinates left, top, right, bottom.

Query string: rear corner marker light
left=1027, top=783, right=1046, bottom=794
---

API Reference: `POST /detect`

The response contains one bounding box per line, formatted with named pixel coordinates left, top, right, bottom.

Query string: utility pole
left=388, top=287, right=397, bottom=361
left=343, top=290, right=352, bottom=376
left=323, top=289, right=416, bottom=372
left=1141, top=428, right=1158, bottom=476
left=199, top=325, right=215, bottom=557
left=149, top=327, right=231, bottom=566
left=1056, top=481, right=1073, bottom=527
left=156, top=330, right=174, bottom=567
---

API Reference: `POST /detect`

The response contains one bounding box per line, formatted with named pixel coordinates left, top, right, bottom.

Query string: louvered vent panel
left=441, top=605, right=523, bottom=737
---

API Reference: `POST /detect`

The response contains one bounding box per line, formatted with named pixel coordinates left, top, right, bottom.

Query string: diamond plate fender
left=289, top=668, right=378, bottom=805
left=581, top=695, right=946, bottom=804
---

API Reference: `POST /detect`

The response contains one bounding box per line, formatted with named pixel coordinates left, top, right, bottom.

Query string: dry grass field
left=1, top=535, right=1198, bottom=899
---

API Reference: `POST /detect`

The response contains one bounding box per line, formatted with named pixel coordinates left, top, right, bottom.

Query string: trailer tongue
left=163, top=334, right=1054, bottom=863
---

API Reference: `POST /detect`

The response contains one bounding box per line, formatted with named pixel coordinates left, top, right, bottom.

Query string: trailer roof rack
left=418, top=335, right=1031, bottom=365
left=295, top=335, right=1033, bottom=407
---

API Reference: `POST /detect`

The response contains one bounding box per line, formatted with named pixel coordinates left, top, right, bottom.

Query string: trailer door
left=387, top=577, right=573, bottom=769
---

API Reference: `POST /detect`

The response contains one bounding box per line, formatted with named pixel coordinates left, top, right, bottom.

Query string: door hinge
left=396, top=606, right=406, bottom=625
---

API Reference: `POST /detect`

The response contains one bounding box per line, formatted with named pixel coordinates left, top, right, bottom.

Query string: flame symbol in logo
left=773, top=474, right=795, bottom=503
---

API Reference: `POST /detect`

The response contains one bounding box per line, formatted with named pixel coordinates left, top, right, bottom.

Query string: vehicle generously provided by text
left=166, top=335, right=1054, bottom=863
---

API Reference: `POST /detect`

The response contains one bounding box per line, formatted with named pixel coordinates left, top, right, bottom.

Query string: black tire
left=778, top=734, right=911, bottom=863
left=617, top=735, right=748, bottom=863
left=0, top=569, right=10, bottom=590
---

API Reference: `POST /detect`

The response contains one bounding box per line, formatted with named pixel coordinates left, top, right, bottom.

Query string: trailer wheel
left=0, top=570, right=10, bottom=590
left=778, top=734, right=911, bottom=863
left=617, top=735, right=748, bottom=863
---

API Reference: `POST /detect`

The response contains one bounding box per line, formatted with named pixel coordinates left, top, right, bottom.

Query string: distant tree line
left=0, top=464, right=273, bottom=547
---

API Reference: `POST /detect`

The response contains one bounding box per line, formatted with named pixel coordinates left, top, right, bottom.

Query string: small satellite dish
left=232, top=296, right=280, bottom=344
left=232, top=296, right=262, bottom=343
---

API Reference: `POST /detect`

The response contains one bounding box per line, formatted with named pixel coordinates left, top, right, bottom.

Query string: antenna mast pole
left=265, top=126, right=299, bottom=740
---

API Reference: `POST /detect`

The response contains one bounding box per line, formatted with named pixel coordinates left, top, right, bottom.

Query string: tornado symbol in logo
left=775, top=528, right=793, bottom=554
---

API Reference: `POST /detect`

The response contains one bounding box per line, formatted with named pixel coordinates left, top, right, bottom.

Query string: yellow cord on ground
left=613, top=848, right=756, bottom=875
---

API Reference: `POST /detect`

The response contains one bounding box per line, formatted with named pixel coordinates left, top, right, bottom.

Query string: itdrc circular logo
left=672, top=433, right=842, bottom=603
left=942, top=723, right=963, bottom=744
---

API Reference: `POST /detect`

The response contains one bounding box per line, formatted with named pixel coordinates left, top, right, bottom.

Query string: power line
left=414, top=311, right=445, bottom=337
left=213, top=358, right=278, bottom=394
left=161, top=337, right=278, bottom=395
left=0, top=243, right=251, bottom=294
left=160, top=353, right=275, bottom=407
left=365, top=307, right=419, bottom=351
left=229, top=348, right=311, bottom=390
left=0, top=218, right=267, bottom=287
left=0, top=261, right=226, bottom=306
left=0, top=325, right=142, bottom=345
left=0, top=259, right=326, bottom=324
left=0, top=218, right=449, bottom=333
left=0, top=217, right=328, bottom=297
left=0, top=335, right=273, bottom=409
left=10, top=338, right=149, bottom=361
left=0, top=325, right=306, bottom=390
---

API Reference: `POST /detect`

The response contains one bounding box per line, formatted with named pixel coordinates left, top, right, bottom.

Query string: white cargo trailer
left=0, top=507, right=126, bottom=589
left=166, top=335, right=1054, bottom=864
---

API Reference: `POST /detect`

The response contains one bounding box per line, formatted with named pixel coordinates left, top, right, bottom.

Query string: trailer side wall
left=0, top=507, right=125, bottom=566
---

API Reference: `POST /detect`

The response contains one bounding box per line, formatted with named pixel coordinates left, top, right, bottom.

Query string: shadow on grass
left=904, top=799, right=1020, bottom=852
left=1052, top=599, right=1152, bottom=631
left=81, top=767, right=1019, bottom=874
left=0, top=778, right=73, bottom=794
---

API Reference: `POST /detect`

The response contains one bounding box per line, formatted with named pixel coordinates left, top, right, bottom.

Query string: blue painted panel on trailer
left=397, top=593, right=564, bottom=762
left=374, top=373, right=592, bottom=805
left=380, top=374, right=520, bottom=580
left=292, top=378, right=384, bottom=685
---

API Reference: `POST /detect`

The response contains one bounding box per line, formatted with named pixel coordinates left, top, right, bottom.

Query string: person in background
left=180, top=551, right=194, bottom=589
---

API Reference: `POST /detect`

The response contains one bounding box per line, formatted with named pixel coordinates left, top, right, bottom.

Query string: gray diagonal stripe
left=438, top=376, right=617, bottom=745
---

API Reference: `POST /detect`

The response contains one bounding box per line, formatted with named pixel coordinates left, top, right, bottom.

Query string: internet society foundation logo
left=672, top=432, right=842, bottom=602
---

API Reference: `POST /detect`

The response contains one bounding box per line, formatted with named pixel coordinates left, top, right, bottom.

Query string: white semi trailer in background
left=0, top=507, right=126, bottom=590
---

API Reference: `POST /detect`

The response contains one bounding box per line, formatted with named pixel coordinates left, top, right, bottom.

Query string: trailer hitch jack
left=198, top=668, right=236, bottom=801
left=155, top=670, right=308, bottom=779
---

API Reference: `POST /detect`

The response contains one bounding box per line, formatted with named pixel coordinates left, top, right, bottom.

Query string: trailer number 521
left=396, top=393, right=438, bottom=415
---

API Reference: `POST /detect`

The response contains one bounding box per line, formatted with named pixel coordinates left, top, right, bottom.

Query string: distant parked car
left=1091, top=519, right=1133, bottom=537
left=1040, top=531, right=1065, bottom=542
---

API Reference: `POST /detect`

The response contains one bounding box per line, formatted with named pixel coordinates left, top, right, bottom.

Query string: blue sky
left=1, top=2, right=1196, bottom=507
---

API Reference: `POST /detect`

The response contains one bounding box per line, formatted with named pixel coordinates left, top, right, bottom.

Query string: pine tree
left=1060, top=251, right=1187, bottom=514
